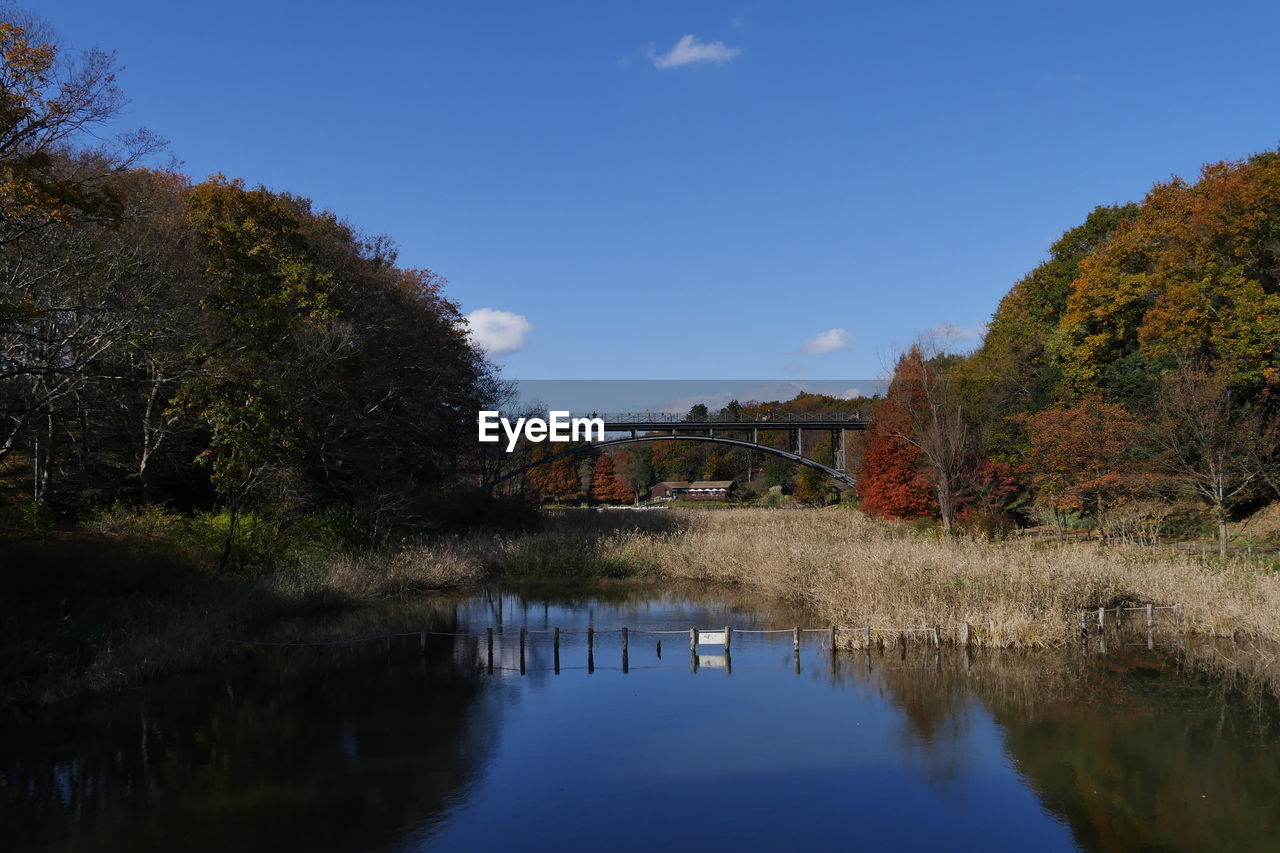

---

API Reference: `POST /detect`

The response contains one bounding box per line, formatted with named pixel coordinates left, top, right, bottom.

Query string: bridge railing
left=580, top=410, right=869, bottom=424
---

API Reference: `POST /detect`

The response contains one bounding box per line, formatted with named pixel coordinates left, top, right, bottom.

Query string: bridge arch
left=490, top=433, right=855, bottom=490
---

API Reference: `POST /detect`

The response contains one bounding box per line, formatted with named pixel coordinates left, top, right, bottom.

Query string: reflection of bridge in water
left=492, top=410, right=870, bottom=489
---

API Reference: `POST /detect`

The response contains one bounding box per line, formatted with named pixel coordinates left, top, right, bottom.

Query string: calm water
left=4, top=586, right=1279, bottom=852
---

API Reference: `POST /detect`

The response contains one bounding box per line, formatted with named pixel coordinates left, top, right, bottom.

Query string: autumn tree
left=874, top=345, right=984, bottom=533
left=1025, top=397, right=1155, bottom=536
left=857, top=365, right=936, bottom=521
left=526, top=448, right=578, bottom=503
left=794, top=437, right=834, bottom=505
left=614, top=446, right=651, bottom=502
left=0, top=12, right=160, bottom=247
left=1057, top=153, right=1280, bottom=397
left=1148, top=360, right=1271, bottom=555
left=591, top=453, right=623, bottom=503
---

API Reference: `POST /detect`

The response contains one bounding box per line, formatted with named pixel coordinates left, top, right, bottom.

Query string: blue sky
left=42, top=0, right=1280, bottom=380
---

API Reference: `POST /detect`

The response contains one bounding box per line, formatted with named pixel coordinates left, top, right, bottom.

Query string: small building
left=685, top=480, right=736, bottom=500
left=650, top=480, right=691, bottom=500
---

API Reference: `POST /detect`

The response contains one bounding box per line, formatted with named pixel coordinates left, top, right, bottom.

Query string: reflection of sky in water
left=9, top=587, right=1276, bottom=853
left=422, top=593, right=1079, bottom=852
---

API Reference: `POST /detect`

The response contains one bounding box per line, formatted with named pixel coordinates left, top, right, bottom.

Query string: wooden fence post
left=865, top=625, right=873, bottom=649
left=960, top=621, right=970, bottom=647
left=587, top=626, right=594, bottom=654
left=486, top=627, right=493, bottom=673
left=793, top=627, right=800, bottom=653
left=553, top=627, right=560, bottom=674
left=690, top=627, right=697, bottom=652
left=519, top=627, right=526, bottom=675
left=622, top=626, right=629, bottom=653
left=829, top=626, right=837, bottom=652
left=724, top=626, right=732, bottom=653
left=1097, top=607, right=1105, bottom=628
left=1146, top=603, right=1154, bottom=629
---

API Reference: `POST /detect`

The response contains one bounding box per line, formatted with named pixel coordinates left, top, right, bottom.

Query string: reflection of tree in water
left=1, top=619, right=510, bottom=853
left=984, top=647, right=1280, bottom=851
left=834, top=642, right=1280, bottom=851
left=827, top=646, right=977, bottom=787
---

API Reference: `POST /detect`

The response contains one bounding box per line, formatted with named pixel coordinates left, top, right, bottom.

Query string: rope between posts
left=234, top=607, right=1182, bottom=647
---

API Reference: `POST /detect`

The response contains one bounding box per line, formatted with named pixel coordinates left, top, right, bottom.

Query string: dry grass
left=597, top=507, right=1280, bottom=648
left=305, top=506, right=1279, bottom=651
left=433, top=506, right=1277, bottom=651
left=13, top=505, right=1280, bottom=705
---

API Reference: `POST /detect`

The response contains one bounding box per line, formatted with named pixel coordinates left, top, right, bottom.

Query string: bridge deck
left=599, top=418, right=868, bottom=431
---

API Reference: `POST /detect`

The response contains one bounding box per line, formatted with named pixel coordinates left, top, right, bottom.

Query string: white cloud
left=464, top=308, right=532, bottom=356
left=652, top=34, right=741, bottom=69
left=839, top=387, right=863, bottom=400
left=802, top=328, right=851, bottom=355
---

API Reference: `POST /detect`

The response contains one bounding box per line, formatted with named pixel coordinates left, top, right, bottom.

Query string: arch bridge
left=490, top=411, right=869, bottom=490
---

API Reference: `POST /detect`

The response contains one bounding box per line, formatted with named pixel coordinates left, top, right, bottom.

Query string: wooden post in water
left=553, top=627, right=560, bottom=674
left=724, top=626, right=732, bottom=653
left=486, top=627, right=494, bottom=673
left=829, top=626, right=837, bottom=653
left=690, top=627, right=697, bottom=652
left=587, top=626, right=594, bottom=654
left=622, top=626, right=629, bottom=653
left=419, top=629, right=427, bottom=652
left=793, top=627, right=800, bottom=653
left=1146, top=603, right=1154, bottom=629
left=960, top=621, right=970, bottom=647
left=865, top=625, right=873, bottom=649
left=1097, top=607, right=1105, bottom=628
left=519, top=627, right=526, bottom=675
left=932, top=624, right=941, bottom=647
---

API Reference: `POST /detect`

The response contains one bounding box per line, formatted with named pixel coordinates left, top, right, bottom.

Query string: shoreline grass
left=4, top=506, right=1279, bottom=706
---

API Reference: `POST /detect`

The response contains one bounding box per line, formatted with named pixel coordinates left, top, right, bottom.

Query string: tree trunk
left=1216, top=503, right=1228, bottom=558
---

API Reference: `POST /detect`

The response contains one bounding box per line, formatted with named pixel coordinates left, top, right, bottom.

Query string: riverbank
left=5, top=506, right=1279, bottom=706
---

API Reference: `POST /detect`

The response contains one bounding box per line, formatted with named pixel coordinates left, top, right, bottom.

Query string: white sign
left=698, top=631, right=726, bottom=646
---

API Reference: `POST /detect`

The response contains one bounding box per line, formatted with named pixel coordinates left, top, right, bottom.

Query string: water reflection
left=3, top=587, right=1278, bottom=852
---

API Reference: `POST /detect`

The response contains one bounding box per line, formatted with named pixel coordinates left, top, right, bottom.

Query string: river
left=4, top=585, right=1278, bottom=852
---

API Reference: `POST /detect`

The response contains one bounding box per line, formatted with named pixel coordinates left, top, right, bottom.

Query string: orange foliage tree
left=591, top=453, right=634, bottom=503
left=1059, top=152, right=1280, bottom=394
left=857, top=369, right=936, bottom=520
left=1024, top=396, right=1156, bottom=528
left=526, top=447, right=579, bottom=502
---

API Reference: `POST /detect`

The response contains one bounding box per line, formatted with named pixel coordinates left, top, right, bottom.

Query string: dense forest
left=0, top=13, right=505, bottom=560
left=856, top=155, right=1280, bottom=551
